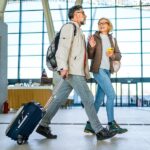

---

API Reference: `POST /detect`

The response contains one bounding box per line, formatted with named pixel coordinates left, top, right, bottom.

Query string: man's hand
left=60, top=69, right=68, bottom=78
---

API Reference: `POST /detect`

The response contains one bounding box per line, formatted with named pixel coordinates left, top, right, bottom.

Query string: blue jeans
left=93, top=69, right=115, bottom=123
left=40, top=75, right=103, bottom=133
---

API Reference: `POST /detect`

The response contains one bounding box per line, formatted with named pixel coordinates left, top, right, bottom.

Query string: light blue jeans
left=93, top=69, right=115, bottom=123
left=40, top=75, right=103, bottom=133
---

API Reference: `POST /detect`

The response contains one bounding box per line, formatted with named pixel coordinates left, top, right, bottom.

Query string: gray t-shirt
left=100, top=33, right=111, bottom=70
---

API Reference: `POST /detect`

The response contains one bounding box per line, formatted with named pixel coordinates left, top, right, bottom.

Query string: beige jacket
left=56, top=21, right=90, bottom=79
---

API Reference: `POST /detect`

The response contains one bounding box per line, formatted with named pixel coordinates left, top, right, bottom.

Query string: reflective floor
left=0, top=107, right=150, bottom=150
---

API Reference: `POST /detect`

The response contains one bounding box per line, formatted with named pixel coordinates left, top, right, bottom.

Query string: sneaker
left=84, top=121, right=95, bottom=134
left=108, top=120, right=128, bottom=134
left=96, top=128, right=116, bottom=141
left=36, top=125, right=57, bottom=139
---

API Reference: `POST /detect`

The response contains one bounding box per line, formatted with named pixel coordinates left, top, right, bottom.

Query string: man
left=36, top=5, right=116, bottom=141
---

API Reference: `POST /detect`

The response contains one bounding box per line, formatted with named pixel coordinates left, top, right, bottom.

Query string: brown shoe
left=36, top=125, right=57, bottom=139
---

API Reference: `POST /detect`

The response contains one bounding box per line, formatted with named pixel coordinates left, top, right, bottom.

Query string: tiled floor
left=1, top=107, right=150, bottom=150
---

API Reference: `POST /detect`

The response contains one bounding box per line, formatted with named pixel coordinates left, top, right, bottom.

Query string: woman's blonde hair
left=98, top=17, right=113, bottom=33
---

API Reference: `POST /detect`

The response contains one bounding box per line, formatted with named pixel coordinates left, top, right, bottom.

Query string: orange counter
left=8, top=86, right=52, bottom=109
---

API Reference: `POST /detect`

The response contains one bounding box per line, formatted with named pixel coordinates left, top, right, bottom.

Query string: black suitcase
left=5, top=78, right=64, bottom=145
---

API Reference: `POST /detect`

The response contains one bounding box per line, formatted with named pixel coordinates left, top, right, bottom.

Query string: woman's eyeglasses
left=98, top=22, right=109, bottom=25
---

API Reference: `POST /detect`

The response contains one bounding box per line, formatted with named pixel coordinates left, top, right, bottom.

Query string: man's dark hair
left=68, top=5, right=83, bottom=20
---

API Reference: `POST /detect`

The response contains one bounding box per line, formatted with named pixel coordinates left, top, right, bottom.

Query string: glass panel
left=68, top=0, right=76, bottom=8
left=22, top=1, right=42, bottom=10
left=130, top=84, right=137, bottom=106
left=8, top=68, right=18, bottom=79
left=7, top=23, right=19, bottom=33
left=49, top=0, right=67, bottom=9
left=117, top=19, right=140, bottom=29
left=142, top=17, right=150, bottom=29
left=143, top=53, right=150, bottom=77
left=21, top=33, right=42, bottom=44
left=22, top=22, right=43, bottom=33
left=142, top=30, right=150, bottom=41
left=22, top=11, right=43, bottom=22
left=8, top=57, right=18, bottom=68
left=84, top=1, right=116, bottom=7
left=115, top=83, right=121, bottom=106
left=117, top=66, right=141, bottom=78
left=20, top=56, right=41, bottom=68
left=44, top=33, right=49, bottom=45
left=143, top=83, right=150, bottom=107
left=117, top=1, right=140, bottom=6
left=117, top=7, right=140, bottom=18
left=142, top=2, right=150, bottom=6
left=81, top=9, right=91, bottom=32
left=142, top=7, right=150, bottom=16
left=5, top=12, right=19, bottom=22
left=44, top=68, right=53, bottom=78
left=51, top=10, right=67, bottom=23
left=93, top=8, right=115, bottom=20
left=121, top=54, right=141, bottom=66
left=5, top=2, right=19, bottom=11
left=117, top=30, right=140, bottom=42
left=20, top=68, right=41, bottom=79
left=53, top=21, right=65, bottom=33
left=143, top=54, right=150, bottom=65
left=137, top=83, right=142, bottom=106
left=44, top=44, right=49, bottom=55
left=143, top=42, right=150, bottom=53
left=119, top=42, right=141, bottom=53
left=122, top=84, right=128, bottom=106
left=21, top=45, right=42, bottom=55
left=8, top=34, right=19, bottom=45
left=143, top=66, right=150, bottom=77
left=8, top=45, right=19, bottom=56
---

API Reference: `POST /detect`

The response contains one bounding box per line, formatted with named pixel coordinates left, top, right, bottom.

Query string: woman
left=84, top=18, right=127, bottom=134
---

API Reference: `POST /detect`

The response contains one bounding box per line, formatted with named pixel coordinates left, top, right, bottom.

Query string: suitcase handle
left=43, top=78, right=64, bottom=110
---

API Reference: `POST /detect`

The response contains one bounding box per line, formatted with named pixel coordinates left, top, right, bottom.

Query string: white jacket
left=56, top=21, right=90, bottom=79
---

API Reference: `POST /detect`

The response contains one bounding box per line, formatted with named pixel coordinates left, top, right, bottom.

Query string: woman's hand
left=106, top=48, right=114, bottom=57
left=106, top=51, right=114, bottom=57
left=88, top=35, right=96, bottom=48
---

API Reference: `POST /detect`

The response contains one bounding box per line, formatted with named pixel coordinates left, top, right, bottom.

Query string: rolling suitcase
left=5, top=78, right=64, bottom=145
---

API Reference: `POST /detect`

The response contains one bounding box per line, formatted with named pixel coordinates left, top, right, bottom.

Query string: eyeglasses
left=98, top=22, right=109, bottom=25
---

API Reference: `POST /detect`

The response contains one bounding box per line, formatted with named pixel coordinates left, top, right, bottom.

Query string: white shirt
left=100, top=33, right=111, bottom=70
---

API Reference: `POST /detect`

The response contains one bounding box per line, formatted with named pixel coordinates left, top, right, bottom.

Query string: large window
left=5, top=0, right=150, bottom=106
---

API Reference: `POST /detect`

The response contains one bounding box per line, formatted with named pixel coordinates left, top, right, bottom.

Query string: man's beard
left=80, top=18, right=86, bottom=25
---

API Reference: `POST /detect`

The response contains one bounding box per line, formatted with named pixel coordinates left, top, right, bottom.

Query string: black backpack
left=46, top=22, right=77, bottom=71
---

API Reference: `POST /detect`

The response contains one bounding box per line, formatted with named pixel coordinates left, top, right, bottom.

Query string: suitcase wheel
left=17, top=138, right=23, bottom=145
left=17, top=135, right=28, bottom=145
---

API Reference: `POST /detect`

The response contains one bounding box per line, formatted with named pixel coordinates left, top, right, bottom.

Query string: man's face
left=74, top=9, right=86, bottom=25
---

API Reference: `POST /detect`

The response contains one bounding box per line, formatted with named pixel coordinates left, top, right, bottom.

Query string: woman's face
left=98, top=19, right=110, bottom=33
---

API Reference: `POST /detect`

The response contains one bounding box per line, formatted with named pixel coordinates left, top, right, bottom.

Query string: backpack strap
left=112, top=36, right=115, bottom=48
left=60, top=22, right=77, bottom=36
left=65, top=22, right=77, bottom=36
left=68, top=22, right=77, bottom=36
